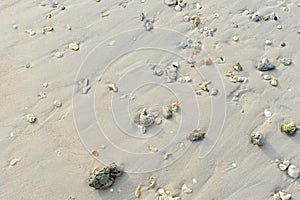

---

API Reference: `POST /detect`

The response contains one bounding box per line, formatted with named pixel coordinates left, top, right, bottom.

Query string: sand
left=0, top=0, right=300, bottom=199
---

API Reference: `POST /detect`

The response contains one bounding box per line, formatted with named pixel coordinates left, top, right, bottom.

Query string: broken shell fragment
left=278, top=160, right=290, bottom=171
left=171, top=102, right=179, bottom=112
left=135, top=185, right=141, bottom=198
left=43, top=26, right=54, bottom=32
left=250, top=132, right=264, bottom=146
left=272, top=190, right=292, bottom=200
left=187, top=129, right=205, bottom=141
left=9, top=158, right=20, bottom=167
left=164, top=0, right=176, bottom=6
left=191, top=15, right=200, bottom=27
left=203, top=57, right=212, bottom=65
left=107, top=83, right=118, bottom=92
left=181, top=184, right=192, bottom=194
left=26, top=113, right=36, bottom=123
left=144, top=19, right=153, bottom=31
left=233, top=62, right=243, bottom=71
left=154, top=117, right=162, bottom=125
left=281, top=121, right=297, bottom=135
left=88, top=163, right=123, bottom=190
left=162, top=106, right=172, bottom=119
left=209, top=87, right=218, bottom=96
left=69, top=42, right=79, bottom=51
left=287, top=164, right=300, bottom=179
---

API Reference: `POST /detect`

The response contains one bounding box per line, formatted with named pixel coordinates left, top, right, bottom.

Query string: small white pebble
left=277, top=25, right=282, bottom=30
left=10, top=132, right=14, bottom=138
left=54, top=51, right=64, bottom=58
left=263, top=74, right=271, bottom=80
left=43, top=82, right=48, bottom=88
left=231, top=162, right=237, bottom=168
left=108, top=40, right=115, bottom=46
left=192, top=178, right=197, bottom=184
left=264, top=109, right=272, bottom=118
left=242, top=10, right=249, bottom=15
left=265, top=40, right=272, bottom=45
left=12, top=24, right=18, bottom=29
left=174, top=5, right=182, bottom=11
left=109, top=188, right=114, bottom=193
left=287, top=88, right=292, bottom=92
left=232, top=35, right=239, bottom=42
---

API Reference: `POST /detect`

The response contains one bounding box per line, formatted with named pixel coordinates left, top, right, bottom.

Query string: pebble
left=232, top=35, right=239, bottom=42
left=203, top=57, right=212, bottom=65
left=138, top=125, right=146, bottom=134
left=281, top=121, right=297, bottom=135
left=153, top=67, right=164, bottom=76
left=174, top=5, right=182, bottom=11
left=26, top=113, right=36, bottom=123
left=154, top=117, right=162, bottom=125
left=187, top=129, right=205, bottom=141
left=12, top=24, right=18, bottom=29
left=270, top=78, right=278, bottom=87
left=102, top=11, right=110, bottom=17
left=26, top=29, right=36, bottom=36
left=43, top=26, right=54, bottom=32
left=280, top=42, right=286, bottom=47
left=9, top=158, right=20, bottom=167
left=162, top=106, right=172, bottom=119
left=183, top=15, right=190, bottom=22
left=144, top=20, right=153, bottom=31
left=257, top=58, right=276, bottom=71
left=10, top=132, right=14, bottom=138
left=192, top=178, right=197, bottom=184
left=265, top=40, right=272, bottom=45
left=280, top=58, right=292, bottom=66
left=277, top=25, right=282, bottom=30
left=263, top=74, right=271, bottom=80
left=53, top=100, right=62, bottom=108
left=69, top=42, right=79, bottom=51
left=43, top=82, right=48, bottom=88
left=54, top=51, right=64, bottom=58
left=287, top=164, right=300, bottom=179
left=250, top=132, right=264, bottom=146
left=65, top=24, right=72, bottom=30
left=264, top=109, right=272, bottom=118
left=242, top=10, right=249, bottom=15
left=209, top=87, right=218, bottom=96
left=25, top=63, right=31, bottom=68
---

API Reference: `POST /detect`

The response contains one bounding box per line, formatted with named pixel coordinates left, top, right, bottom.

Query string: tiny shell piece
left=203, top=57, right=212, bottom=65
left=187, top=129, right=205, bottom=141
left=43, top=26, right=54, bottom=32
left=9, top=158, right=20, bottom=167
left=232, top=35, right=239, bottom=41
left=181, top=184, right=192, bottom=194
left=171, top=102, right=179, bottom=112
left=272, top=191, right=292, bottom=200
left=135, top=185, right=141, bottom=198
left=278, top=160, right=290, bottom=171
left=26, top=113, right=36, bottom=123
left=281, top=121, right=297, bottom=135
left=69, top=42, right=79, bottom=51
left=164, top=152, right=172, bottom=160
left=233, top=62, right=243, bottom=71
left=287, top=165, right=300, bottom=179
left=154, top=117, right=162, bottom=125
left=108, top=83, right=118, bottom=92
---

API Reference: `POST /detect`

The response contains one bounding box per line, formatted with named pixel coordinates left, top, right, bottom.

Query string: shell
left=233, top=62, right=243, bottom=71
left=263, top=74, right=271, bottom=80
left=174, top=5, right=182, bottom=11
left=281, top=121, right=297, bottom=135
left=272, top=191, right=292, bottom=200
left=26, top=113, right=36, bottom=123
left=69, top=42, right=79, bottom=51
left=181, top=184, right=192, bottom=194
left=154, top=117, right=162, bottom=125
left=278, top=160, right=290, bottom=171
left=135, top=185, right=141, bottom=198
left=43, top=26, right=54, bottom=32
left=287, top=165, right=300, bottom=179
left=203, top=57, right=212, bottom=65
left=257, top=58, right=276, bottom=71
left=171, top=102, right=179, bottom=112
left=209, top=87, right=218, bottom=96
left=138, top=108, right=154, bottom=127
left=107, top=83, right=118, bottom=92
left=264, top=109, right=272, bottom=118
left=187, top=129, right=205, bottom=141
left=232, top=35, right=239, bottom=41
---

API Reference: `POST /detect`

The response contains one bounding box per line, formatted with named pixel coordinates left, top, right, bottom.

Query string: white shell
left=287, top=165, right=300, bottom=179
left=278, top=160, right=290, bottom=171
left=265, top=40, right=272, bottom=45
left=263, top=74, right=271, bottom=80
left=181, top=184, right=192, bottom=193
left=264, top=109, right=272, bottom=118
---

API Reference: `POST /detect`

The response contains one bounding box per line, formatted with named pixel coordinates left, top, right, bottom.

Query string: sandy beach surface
left=1, top=0, right=300, bottom=199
